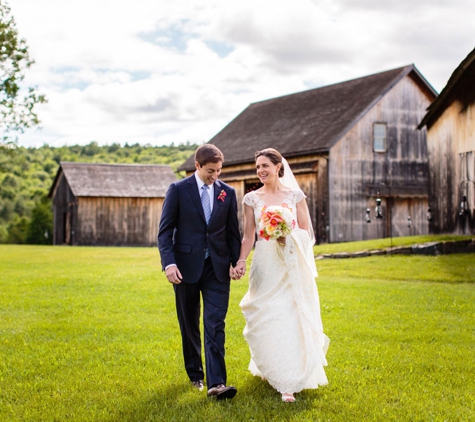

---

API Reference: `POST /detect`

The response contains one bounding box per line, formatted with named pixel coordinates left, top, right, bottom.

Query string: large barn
left=180, top=65, right=437, bottom=244
left=49, top=162, right=177, bottom=246
left=418, top=47, right=475, bottom=235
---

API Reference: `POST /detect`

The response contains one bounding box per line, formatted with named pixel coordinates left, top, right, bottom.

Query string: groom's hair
left=195, top=144, right=224, bottom=166
left=255, top=148, right=285, bottom=178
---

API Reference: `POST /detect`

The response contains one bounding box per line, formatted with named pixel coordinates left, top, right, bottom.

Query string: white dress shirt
left=195, top=171, right=214, bottom=213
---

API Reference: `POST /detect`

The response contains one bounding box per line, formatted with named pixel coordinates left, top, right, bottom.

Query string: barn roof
left=418, top=47, right=475, bottom=129
left=180, top=64, right=436, bottom=171
left=49, top=162, right=177, bottom=198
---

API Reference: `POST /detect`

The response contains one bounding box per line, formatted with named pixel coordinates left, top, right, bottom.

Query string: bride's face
left=256, top=155, right=280, bottom=184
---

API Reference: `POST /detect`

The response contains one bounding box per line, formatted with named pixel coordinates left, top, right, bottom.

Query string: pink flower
left=218, top=189, right=227, bottom=202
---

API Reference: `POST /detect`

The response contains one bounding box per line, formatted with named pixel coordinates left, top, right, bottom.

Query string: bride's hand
left=277, top=236, right=286, bottom=246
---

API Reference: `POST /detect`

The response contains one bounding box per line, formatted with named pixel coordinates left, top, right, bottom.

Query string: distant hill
left=0, top=142, right=198, bottom=244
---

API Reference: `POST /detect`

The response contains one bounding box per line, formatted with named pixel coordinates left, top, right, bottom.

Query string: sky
left=8, top=0, right=475, bottom=148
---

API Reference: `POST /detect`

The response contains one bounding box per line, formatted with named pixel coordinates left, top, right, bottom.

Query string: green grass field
left=1, top=241, right=474, bottom=422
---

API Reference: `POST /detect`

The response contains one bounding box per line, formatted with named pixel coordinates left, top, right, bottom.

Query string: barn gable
left=179, top=64, right=436, bottom=171
left=419, top=47, right=475, bottom=130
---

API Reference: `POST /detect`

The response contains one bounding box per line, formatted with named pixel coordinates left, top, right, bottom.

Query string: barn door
left=64, top=211, right=71, bottom=245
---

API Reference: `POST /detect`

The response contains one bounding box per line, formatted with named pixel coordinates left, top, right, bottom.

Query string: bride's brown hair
left=255, top=148, right=285, bottom=177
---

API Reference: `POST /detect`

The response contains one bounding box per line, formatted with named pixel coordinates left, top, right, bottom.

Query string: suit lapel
left=187, top=176, right=207, bottom=223
left=209, top=180, right=222, bottom=222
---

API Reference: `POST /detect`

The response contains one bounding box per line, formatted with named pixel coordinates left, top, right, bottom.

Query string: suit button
left=206, top=233, right=209, bottom=236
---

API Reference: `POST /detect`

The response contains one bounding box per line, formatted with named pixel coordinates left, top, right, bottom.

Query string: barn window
left=373, top=123, right=387, bottom=152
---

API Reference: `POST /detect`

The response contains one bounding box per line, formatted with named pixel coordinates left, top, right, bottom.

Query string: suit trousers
left=174, top=257, right=230, bottom=389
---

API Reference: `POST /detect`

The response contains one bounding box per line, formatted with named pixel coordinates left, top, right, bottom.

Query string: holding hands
left=230, top=260, right=246, bottom=280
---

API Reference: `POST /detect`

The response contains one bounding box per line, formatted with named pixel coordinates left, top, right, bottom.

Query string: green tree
left=0, top=197, right=13, bottom=220
left=0, top=0, right=46, bottom=150
left=26, top=195, right=52, bottom=244
left=6, top=214, right=27, bottom=243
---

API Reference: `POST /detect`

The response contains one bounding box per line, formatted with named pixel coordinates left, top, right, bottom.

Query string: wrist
left=237, top=259, right=246, bottom=263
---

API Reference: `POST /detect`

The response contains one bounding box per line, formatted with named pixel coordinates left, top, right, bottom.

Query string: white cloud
left=8, top=0, right=475, bottom=147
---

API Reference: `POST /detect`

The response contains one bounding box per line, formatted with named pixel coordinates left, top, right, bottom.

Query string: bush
left=0, top=224, right=7, bottom=243
left=0, top=199, right=14, bottom=221
left=26, top=198, right=53, bottom=245
left=7, top=216, right=29, bottom=244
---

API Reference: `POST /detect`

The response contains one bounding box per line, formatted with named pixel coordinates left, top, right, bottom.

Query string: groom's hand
left=234, top=261, right=246, bottom=279
left=230, top=266, right=241, bottom=280
left=165, top=265, right=183, bottom=284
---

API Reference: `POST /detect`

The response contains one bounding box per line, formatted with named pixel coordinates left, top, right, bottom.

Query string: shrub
left=6, top=216, right=29, bottom=243
left=26, top=197, right=53, bottom=244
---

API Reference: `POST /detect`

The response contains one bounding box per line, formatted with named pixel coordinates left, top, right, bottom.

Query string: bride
left=232, top=148, right=329, bottom=403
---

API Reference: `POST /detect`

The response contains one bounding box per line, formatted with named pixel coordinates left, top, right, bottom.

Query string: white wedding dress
left=240, top=190, right=330, bottom=394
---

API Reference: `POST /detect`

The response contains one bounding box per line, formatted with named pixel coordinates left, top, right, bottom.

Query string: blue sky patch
left=139, top=23, right=190, bottom=53
left=204, top=40, right=234, bottom=58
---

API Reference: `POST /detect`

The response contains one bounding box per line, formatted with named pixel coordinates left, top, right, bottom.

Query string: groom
left=158, top=144, right=241, bottom=399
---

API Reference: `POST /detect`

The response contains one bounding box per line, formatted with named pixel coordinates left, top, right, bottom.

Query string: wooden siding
left=75, top=197, right=163, bottom=246
left=51, top=172, right=78, bottom=246
left=329, top=75, right=431, bottom=242
left=426, top=99, right=475, bottom=234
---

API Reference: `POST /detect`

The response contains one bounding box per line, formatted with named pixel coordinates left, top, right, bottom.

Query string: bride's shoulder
left=243, top=190, right=261, bottom=206
left=287, top=189, right=306, bottom=203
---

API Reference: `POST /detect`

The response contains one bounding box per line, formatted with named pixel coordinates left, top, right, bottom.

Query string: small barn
left=180, top=65, right=437, bottom=243
left=418, top=47, right=475, bottom=235
left=49, top=162, right=177, bottom=246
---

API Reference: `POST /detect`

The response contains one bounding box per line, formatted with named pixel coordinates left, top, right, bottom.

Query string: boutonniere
left=217, top=189, right=227, bottom=202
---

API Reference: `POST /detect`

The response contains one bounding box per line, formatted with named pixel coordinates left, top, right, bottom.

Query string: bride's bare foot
left=281, top=392, right=295, bottom=402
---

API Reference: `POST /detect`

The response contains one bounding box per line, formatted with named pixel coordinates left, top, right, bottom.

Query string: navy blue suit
left=158, top=175, right=241, bottom=388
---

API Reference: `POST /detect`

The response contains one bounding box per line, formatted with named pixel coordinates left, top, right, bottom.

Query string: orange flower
left=269, top=216, right=280, bottom=227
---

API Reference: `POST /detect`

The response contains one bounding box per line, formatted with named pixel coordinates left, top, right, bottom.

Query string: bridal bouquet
left=258, top=205, right=296, bottom=241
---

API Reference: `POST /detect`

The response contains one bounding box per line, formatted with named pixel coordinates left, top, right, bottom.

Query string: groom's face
left=195, top=161, right=222, bottom=185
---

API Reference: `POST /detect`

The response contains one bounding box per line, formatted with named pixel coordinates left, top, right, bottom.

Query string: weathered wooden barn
left=180, top=65, right=437, bottom=243
left=419, top=47, right=475, bottom=235
left=49, top=162, right=177, bottom=246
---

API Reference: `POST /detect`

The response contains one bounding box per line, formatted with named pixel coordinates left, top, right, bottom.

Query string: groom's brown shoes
left=207, top=384, right=237, bottom=400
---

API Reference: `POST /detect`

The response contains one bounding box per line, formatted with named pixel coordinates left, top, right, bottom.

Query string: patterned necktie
left=201, top=184, right=211, bottom=224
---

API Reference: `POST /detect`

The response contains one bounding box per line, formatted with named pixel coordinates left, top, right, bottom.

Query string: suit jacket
left=158, top=175, right=241, bottom=284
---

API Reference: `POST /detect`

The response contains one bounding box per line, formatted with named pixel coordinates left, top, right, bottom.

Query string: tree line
left=0, top=141, right=199, bottom=244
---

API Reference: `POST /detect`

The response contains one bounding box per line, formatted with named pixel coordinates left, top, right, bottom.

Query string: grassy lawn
left=1, top=241, right=474, bottom=421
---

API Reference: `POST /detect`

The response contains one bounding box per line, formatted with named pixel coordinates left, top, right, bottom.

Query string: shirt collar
left=194, top=172, right=215, bottom=209
left=194, top=172, right=206, bottom=190
left=194, top=172, right=214, bottom=193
